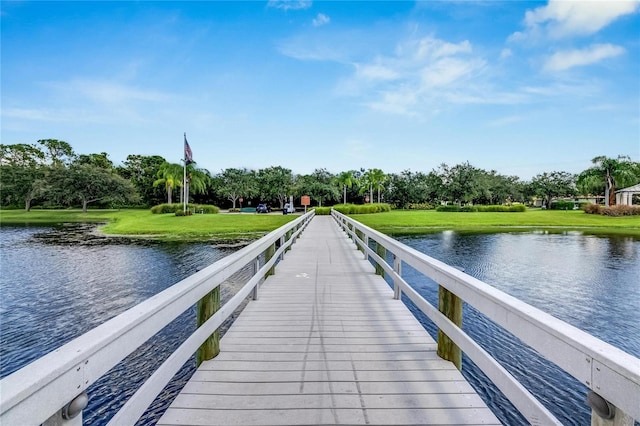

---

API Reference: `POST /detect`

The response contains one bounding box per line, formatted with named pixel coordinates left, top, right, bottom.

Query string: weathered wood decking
left=158, top=216, right=500, bottom=425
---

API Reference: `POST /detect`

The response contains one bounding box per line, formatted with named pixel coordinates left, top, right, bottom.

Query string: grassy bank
left=0, top=209, right=298, bottom=241
left=2, top=208, right=639, bottom=240
left=352, top=209, right=640, bottom=237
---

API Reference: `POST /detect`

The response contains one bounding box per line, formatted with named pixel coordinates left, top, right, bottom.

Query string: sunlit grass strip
left=351, top=209, right=640, bottom=237
left=0, top=209, right=298, bottom=241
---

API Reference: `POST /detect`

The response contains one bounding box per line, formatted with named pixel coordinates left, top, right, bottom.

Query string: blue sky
left=2, top=1, right=639, bottom=180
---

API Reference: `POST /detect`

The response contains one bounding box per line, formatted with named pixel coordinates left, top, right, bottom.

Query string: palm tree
left=153, top=162, right=183, bottom=204
left=184, top=163, right=209, bottom=204
left=335, top=171, right=355, bottom=204
left=359, top=170, right=374, bottom=203
left=368, top=168, right=387, bottom=203
left=578, top=156, right=639, bottom=206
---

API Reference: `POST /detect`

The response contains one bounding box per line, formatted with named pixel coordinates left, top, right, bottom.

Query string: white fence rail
left=0, top=210, right=315, bottom=425
left=331, top=209, right=640, bottom=425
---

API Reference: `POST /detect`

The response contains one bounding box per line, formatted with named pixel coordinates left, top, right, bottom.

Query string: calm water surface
left=394, top=230, right=640, bottom=425
left=1, top=226, right=638, bottom=425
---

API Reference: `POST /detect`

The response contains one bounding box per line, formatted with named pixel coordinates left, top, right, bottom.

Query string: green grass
left=0, top=209, right=298, bottom=241
left=351, top=209, right=640, bottom=237
left=3, top=208, right=639, bottom=241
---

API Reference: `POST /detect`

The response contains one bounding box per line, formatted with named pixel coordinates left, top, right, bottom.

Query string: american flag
left=184, top=133, right=193, bottom=165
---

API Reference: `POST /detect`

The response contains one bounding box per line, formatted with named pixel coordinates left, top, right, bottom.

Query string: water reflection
left=398, top=230, right=640, bottom=425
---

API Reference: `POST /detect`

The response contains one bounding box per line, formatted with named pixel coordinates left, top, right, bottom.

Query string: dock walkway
left=158, top=216, right=500, bottom=425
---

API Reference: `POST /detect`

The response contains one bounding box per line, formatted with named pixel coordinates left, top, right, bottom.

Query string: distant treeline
left=1, top=140, right=639, bottom=211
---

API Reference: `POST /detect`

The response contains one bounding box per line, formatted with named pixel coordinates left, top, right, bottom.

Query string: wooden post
left=374, top=241, right=386, bottom=277
left=393, top=254, right=402, bottom=300
left=437, top=285, right=462, bottom=371
left=285, top=230, right=292, bottom=252
left=265, top=243, right=276, bottom=277
left=196, top=286, right=220, bottom=367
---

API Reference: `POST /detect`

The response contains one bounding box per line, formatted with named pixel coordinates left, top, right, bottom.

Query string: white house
left=615, top=183, right=640, bottom=206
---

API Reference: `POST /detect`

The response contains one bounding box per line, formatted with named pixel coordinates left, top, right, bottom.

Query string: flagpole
left=183, top=132, right=187, bottom=213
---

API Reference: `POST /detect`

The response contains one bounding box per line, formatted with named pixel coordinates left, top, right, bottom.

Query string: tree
left=0, top=144, right=47, bottom=211
left=218, top=168, right=257, bottom=210
left=368, top=168, right=387, bottom=203
left=257, top=166, right=294, bottom=209
left=184, top=163, right=209, bottom=204
left=577, top=155, right=640, bottom=206
left=37, top=139, right=75, bottom=167
left=117, top=155, right=167, bottom=206
left=295, top=169, right=339, bottom=207
left=335, top=170, right=355, bottom=204
left=529, top=171, right=576, bottom=209
left=76, top=152, right=113, bottom=169
left=438, top=162, right=482, bottom=205
left=153, top=162, right=183, bottom=204
left=50, top=163, right=138, bottom=212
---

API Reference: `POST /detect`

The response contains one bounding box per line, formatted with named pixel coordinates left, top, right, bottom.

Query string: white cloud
left=267, top=0, right=312, bottom=11
left=312, top=13, right=330, bottom=27
left=500, top=48, right=512, bottom=59
left=543, top=43, right=625, bottom=71
left=47, top=79, right=171, bottom=104
left=513, top=0, right=639, bottom=40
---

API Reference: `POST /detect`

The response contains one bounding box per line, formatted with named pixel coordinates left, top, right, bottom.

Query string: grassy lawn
left=0, top=209, right=298, bottom=241
left=2, top=208, right=639, bottom=240
left=352, top=209, right=640, bottom=237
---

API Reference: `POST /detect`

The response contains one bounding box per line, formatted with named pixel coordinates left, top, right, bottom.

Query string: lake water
left=1, top=225, right=638, bottom=425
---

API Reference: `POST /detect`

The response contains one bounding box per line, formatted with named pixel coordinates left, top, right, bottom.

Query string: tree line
left=1, top=139, right=639, bottom=212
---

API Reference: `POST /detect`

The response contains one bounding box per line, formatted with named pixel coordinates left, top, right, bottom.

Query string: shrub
left=332, top=203, right=392, bottom=215
left=151, top=203, right=220, bottom=214
left=460, top=206, right=478, bottom=212
left=550, top=201, right=575, bottom=210
left=175, top=210, right=192, bottom=216
left=436, top=205, right=461, bottom=212
left=582, top=203, right=604, bottom=215
left=437, top=204, right=526, bottom=213
left=314, top=207, right=331, bottom=215
left=602, top=205, right=640, bottom=217
left=407, top=203, right=434, bottom=210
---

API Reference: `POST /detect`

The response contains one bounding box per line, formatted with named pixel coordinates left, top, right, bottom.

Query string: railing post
left=393, top=254, right=402, bottom=300
left=252, top=258, right=260, bottom=301
left=363, top=234, right=369, bottom=260
left=285, top=230, right=292, bottom=252
left=374, top=241, right=386, bottom=277
left=437, top=285, right=463, bottom=370
left=279, top=236, right=285, bottom=260
left=196, top=286, right=220, bottom=367
left=265, top=242, right=276, bottom=277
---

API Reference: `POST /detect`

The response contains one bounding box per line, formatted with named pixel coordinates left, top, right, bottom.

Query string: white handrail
left=0, top=210, right=315, bottom=425
left=331, top=209, right=640, bottom=422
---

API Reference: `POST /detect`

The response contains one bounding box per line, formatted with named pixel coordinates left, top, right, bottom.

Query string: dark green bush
left=437, top=204, right=526, bottom=213
left=151, top=203, right=220, bottom=214
left=550, top=201, right=575, bottom=210
left=175, top=210, right=192, bottom=216
left=436, top=205, right=461, bottom=212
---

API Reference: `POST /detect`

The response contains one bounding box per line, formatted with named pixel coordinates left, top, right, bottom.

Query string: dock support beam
left=437, top=286, right=462, bottom=371
left=196, top=287, right=220, bottom=367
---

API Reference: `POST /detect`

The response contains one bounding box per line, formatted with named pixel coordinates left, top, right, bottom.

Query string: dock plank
left=157, top=216, right=501, bottom=425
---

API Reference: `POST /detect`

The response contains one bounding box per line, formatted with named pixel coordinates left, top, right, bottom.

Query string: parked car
left=256, top=204, right=270, bottom=213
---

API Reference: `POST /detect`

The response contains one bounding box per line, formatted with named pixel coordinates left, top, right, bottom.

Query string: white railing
left=331, top=209, right=640, bottom=425
left=0, top=210, right=315, bottom=425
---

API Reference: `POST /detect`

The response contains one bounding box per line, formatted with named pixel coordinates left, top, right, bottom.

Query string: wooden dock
left=158, top=216, right=500, bottom=425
